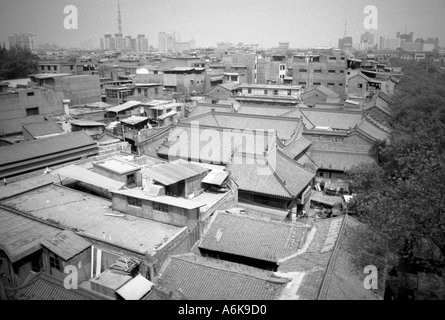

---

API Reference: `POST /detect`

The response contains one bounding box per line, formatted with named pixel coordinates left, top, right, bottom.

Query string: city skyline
left=1, top=0, right=445, bottom=50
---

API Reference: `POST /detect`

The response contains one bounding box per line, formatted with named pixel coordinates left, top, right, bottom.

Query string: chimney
left=63, top=99, right=71, bottom=115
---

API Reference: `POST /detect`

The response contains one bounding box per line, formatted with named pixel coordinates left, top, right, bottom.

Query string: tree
left=347, top=60, right=445, bottom=262
left=0, top=46, right=39, bottom=80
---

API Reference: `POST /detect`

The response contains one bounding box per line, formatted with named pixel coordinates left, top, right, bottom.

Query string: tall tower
left=118, top=2, right=122, bottom=34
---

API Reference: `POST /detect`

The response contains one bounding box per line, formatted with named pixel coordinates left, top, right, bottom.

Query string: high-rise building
left=158, top=32, right=176, bottom=53
left=338, top=36, right=353, bottom=52
left=9, top=33, right=36, bottom=51
left=136, top=34, right=149, bottom=52
left=278, top=42, right=290, bottom=51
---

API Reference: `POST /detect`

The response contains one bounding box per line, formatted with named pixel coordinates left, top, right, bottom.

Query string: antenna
left=344, top=19, right=347, bottom=37
left=118, top=1, right=122, bottom=34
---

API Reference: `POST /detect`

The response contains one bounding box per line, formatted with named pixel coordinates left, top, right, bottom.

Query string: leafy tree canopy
left=0, top=46, right=40, bottom=80
left=347, top=60, right=445, bottom=259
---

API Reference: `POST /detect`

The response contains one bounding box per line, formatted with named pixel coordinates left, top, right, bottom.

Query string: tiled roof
left=306, top=149, right=376, bottom=171
left=156, top=253, right=287, bottom=300
left=0, top=207, right=60, bottom=263
left=218, top=82, right=239, bottom=91
left=228, top=148, right=315, bottom=199
left=282, top=136, right=312, bottom=159
left=188, top=103, right=232, bottom=118
left=317, top=216, right=387, bottom=300
left=300, top=108, right=364, bottom=130
left=237, top=104, right=296, bottom=117
left=141, top=161, right=208, bottom=186
left=198, top=212, right=311, bottom=263
left=156, top=123, right=276, bottom=164
left=22, top=121, right=64, bottom=138
left=302, top=85, right=340, bottom=98
left=8, top=272, right=102, bottom=300
left=363, top=92, right=392, bottom=115
left=40, top=230, right=91, bottom=261
left=183, top=112, right=301, bottom=144
left=0, top=131, right=96, bottom=167
left=277, top=217, right=343, bottom=300
left=356, top=116, right=390, bottom=142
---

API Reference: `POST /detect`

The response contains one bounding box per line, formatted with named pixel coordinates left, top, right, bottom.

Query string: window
left=31, top=255, right=42, bottom=272
left=70, top=65, right=74, bottom=70
left=127, top=196, right=142, bottom=207
left=328, top=70, right=336, bottom=74
left=273, top=90, right=278, bottom=96
left=357, top=84, right=363, bottom=89
left=41, top=66, right=45, bottom=70
left=313, top=82, right=321, bottom=86
left=299, top=82, right=306, bottom=85
left=27, top=91, right=34, bottom=96
left=340, top=70, right=344, bottom=74
left=329, top=57, right=337, bottom=60
left=335, top=137, right=344, bottom=142
left=155, top=87, right=158, bottom=94
left=247, top=89, right=251, bottom=94
left=299, top=69, right=307, bottom=72
left=287, top=90, right=291, bottom=96
left=127, top=173, right=136, bottom=187
left=341, top=57, right=345, bottom=60
left=26, top=107, right=39, bottom=116
left=153, top=202, right=169, bottom=213
left=54, top=66, right=58, bottom=71
left=327, top=83, right=335, bottom=87
left=49, top=254, right=63, bottom=271
left=339, top=83, right=343, bottom=86
left=280, top=65, right=286, bottom=71
left=314, top=69, right=322, bottom=73
left=319, top=172, right=324, bottom=177
left=264, top=90, right=268, bottom=94
left=47, top=66, right=51, bottom=71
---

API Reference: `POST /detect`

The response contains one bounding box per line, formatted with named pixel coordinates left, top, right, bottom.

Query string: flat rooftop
left=93, top=158, right=141, bottom=175
left=0, top=184, right=182, bottom=255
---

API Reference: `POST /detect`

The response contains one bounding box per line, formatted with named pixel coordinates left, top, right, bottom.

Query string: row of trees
left=347, top=59, right=445, bottom=262
left=0, top=46, right=39, bottom=81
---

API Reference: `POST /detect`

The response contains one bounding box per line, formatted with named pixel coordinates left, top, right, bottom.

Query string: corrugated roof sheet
left=0, top=207, right=59, bottom=263
left=157, top=253, right=287, bottom=300
left=40, top=230, right=91, bottom=261
left=0, top=131, right=96, bottom=166
left=107, top=101, right=141, bottom=113
left=55, top=165, right=125, bottom=191
left=70, top=120, right=106, bottom=127
left=22, top=121, right=64, bottom=137
left=199, top=212, right=310, bottom=263
left=120, top=116, right=149, bottom=125
left=201, top=170, right=228, bottom=185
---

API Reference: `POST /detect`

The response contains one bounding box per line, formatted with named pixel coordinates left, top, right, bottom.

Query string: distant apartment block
left=9, top=33, right=36, bottom=51
left=158, top=32, right=176, bottom=53
left=292, top=53, right=347, bottom=97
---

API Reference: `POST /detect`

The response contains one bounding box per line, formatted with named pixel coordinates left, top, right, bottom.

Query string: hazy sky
left=0, top=0, right=444, bottom=49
